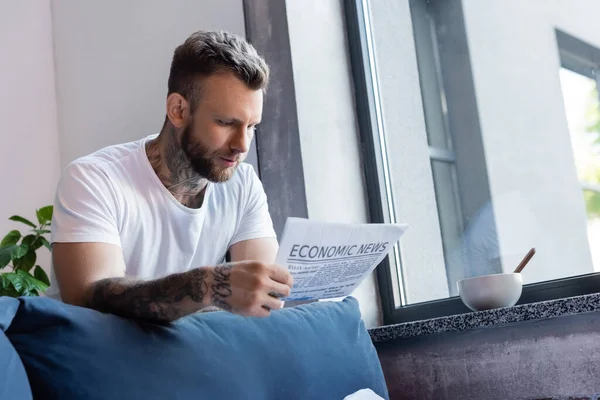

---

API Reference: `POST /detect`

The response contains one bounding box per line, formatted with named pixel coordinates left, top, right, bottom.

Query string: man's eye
left=217, top=120, right=233, bottom=126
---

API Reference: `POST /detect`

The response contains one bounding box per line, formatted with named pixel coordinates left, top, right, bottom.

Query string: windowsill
left=368, top=292, right=600, bottom=343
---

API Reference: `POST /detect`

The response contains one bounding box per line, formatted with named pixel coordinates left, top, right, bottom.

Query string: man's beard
left=181, top=124, right=241, bottom=183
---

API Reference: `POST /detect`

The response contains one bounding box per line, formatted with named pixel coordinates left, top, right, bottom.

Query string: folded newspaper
left=275, top=218, right=409, bottom=301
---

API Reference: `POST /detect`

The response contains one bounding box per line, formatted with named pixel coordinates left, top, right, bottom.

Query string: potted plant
left=0, top=206, right=53, bottom=297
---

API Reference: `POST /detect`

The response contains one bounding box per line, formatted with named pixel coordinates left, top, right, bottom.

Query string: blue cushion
left=0, top=297, right=32, bottom=400
left=6, top=296, right=388, bottom=400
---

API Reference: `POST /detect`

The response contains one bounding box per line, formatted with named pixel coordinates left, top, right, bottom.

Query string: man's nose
left=230, top=127, right=251, bottom=154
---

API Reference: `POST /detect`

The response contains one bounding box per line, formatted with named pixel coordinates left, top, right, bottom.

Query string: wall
left=51, top=0, right=247, bottom=167
left=377, top=311, right=600, bottom=399
left=0, top=1, right=61, bottom=273
left=462, top=0, right=599, bottom=281
left=285, top=0, right=383, bottom=327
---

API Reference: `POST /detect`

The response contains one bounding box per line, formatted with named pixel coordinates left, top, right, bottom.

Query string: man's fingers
left=262, top=295, right=284, bottom=312
left=217, top=262, right=292, bottom=317
left=267, top=265, right=294, bottom=288
left=267, top=280, right=292, bottom=299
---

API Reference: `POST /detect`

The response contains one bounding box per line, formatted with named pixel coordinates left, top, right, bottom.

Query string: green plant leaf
left=33, top=265, right=50, bottom=286
left=3, top=272, right=24, bottom=294
left=36, top=206, right=53, bottom=225
left=0, top=274, right=8, bottom=289
left=38, top=236, right=51, bottom=251
left=1, top=230, right=21, bottom=247
left=0, top=247, right=13, bottom=269
left=22, top=235, right=45, bottom=252
left=13, top=244, right=28, bottom=259
left=13, top=249, right=36, bottom=272
left=0, top=245, right=20, bottom=269
left=9, top=215, right=36, bottom=229
left=16, top=269, right=48, bottom=293
left=33, top=229, right=51, bottom=235
left=21, top=235, right=36, bottom=247
left=0, top=275, right=20, bottom=297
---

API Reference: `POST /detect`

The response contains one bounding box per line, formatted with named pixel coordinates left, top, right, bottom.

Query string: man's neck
left=146, top=126, right=208, bottom=208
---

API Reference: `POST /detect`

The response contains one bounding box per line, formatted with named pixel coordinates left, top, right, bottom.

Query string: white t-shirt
left=47, top=134, right=276, bottom=300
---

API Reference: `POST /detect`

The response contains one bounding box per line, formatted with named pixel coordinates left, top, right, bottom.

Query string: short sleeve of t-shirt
left=50, top=162, right=121, bottom=247
left=229, top=166, right=277, bottom=246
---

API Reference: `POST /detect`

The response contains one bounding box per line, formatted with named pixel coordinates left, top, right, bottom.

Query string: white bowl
left=457, top=273, right=523, bottom=312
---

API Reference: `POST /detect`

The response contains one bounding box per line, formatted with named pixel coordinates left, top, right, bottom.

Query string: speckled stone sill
left=368, top=292, right=600, bottom=343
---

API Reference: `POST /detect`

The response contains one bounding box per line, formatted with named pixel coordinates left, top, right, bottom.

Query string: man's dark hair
left=167, top=30, right=270, bottom=109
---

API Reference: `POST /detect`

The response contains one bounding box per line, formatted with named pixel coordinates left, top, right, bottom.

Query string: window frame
left=345, top=0, right=600, bottom=325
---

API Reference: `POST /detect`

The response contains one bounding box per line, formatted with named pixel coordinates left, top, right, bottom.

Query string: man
left=48, top=30, right=293, bottom=323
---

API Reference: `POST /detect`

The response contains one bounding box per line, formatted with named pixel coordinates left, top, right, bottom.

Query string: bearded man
left=49, top=30, right=293, bottom=323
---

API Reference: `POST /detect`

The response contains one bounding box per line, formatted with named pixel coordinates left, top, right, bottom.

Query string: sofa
left=0, top=296, right=389, bottom=399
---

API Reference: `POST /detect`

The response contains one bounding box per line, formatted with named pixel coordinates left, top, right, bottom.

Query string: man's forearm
left=85, top=267, right=217, bottom=323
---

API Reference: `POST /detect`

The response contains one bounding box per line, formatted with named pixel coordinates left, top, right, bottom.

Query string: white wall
left=462, top=0, right=598, bottom=282
left=0, top=1, right=61, bottom=273
left=286, top=0, right=385, bottom=327
left=51, top=0, right=247, bottom=167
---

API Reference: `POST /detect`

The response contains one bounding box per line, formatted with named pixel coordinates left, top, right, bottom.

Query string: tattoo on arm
left=211, top=265, right=233, bottom=312
left=87, top=268, right=209, bottom=323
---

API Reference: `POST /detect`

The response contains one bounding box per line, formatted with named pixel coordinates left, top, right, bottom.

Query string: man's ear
left=166, top=93, right=191, bottom=128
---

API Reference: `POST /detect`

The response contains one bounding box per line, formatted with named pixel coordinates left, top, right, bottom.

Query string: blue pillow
left=6, top=296, right=388, bottom=400
left=0, top=297, right=32, bottom=400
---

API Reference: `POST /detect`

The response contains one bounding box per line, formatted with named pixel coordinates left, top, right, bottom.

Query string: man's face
left=181, top=72, right=263, bottom=183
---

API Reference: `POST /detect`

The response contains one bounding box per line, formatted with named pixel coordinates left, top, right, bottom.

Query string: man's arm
left=228, top=237, right=278, bottom=263
left=52, top=242, right=211, bottom=322
left=52, top=241, right=292, bottom=323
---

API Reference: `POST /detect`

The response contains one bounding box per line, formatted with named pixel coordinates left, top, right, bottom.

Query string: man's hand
left=208, top=261, right=293, bottom=317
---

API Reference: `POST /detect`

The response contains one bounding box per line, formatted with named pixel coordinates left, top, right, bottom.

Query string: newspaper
left=275, top=218, right=409, bottom=301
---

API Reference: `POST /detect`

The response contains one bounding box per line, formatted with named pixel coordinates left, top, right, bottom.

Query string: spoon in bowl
left=514, top=247, right=536, bottom=274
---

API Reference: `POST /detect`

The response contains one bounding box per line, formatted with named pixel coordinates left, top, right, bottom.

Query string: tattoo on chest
left=211, top=265, right=233, bottom=312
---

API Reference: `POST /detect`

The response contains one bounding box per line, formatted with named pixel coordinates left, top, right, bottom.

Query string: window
left=346, top=0, right=600, bottom=324
left=558, top=31, right=600, bottom=271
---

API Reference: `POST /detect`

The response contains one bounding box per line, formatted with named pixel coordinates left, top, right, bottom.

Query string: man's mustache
left=214, top=152, right=243, bottom=163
